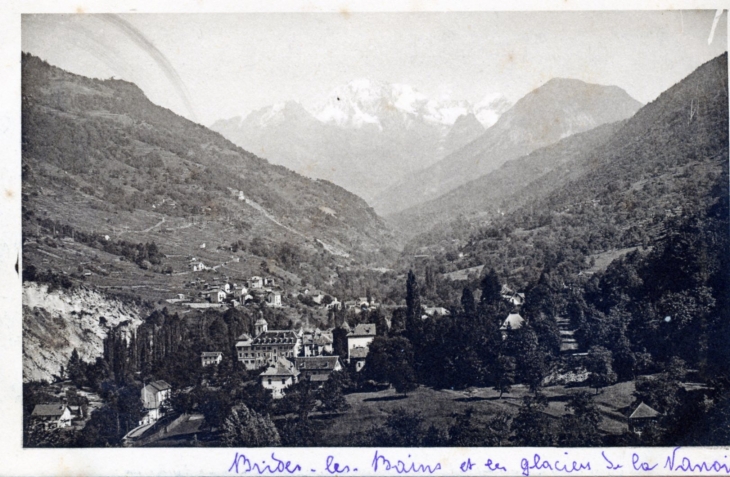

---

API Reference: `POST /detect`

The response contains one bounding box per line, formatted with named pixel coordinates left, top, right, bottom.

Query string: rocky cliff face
left=23, top=283, right=144, bottom=383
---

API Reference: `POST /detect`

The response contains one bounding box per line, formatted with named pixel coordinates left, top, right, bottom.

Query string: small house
left=209, top=289, right=227, bottom=303
left=31, top=404, right=72, bottom=429
left=250, top=276, right=264, bottom=289
left=311, top=292, right=325, bottom=305
left=260, top=358, right=299, bottom=399
left=347, top=323, right=376, bottom=363
left=629, top=402, right=661, bottom=434
left=349, top=347, right=369, bottom=372
left=141, top=380, right=172, bottom=425
left=424, top=306, right=450, bottom=317
left=265, top=291, right=282, bottom=308
left=500, top=313, right=524, bottom=333
left=201, top=351, right=223, bottom=366
left=294, top=356, right=342, bottom=383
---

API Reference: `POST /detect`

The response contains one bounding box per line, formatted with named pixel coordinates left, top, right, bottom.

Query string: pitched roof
left=31, top=403, right=67, bottom=417
left=314, top=334, right=333, bottom=346
left=629, top=402, right=660, bottom=419
left=348, top=323, right=376, bottom=337
left=145, top=380, right=172, bottom=392
left=349, top=347, right=370, bottom=359
left=294, top=356, right=341, bottom=370
left=260, top=358, right=299, bottom=377
left=501, top=313, right=524, bottom=331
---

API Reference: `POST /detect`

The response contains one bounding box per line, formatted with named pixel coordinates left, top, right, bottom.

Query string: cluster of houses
left=168, top=274, right=283, bottom=309
left=196, top=317, right=377, bottom=398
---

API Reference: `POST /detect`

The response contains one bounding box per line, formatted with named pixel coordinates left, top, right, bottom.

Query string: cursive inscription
left=228, top=452, right=302, bottom=475
left=664, top=447, right=730, bottom=473
left=371, top=450, right=442, bottom=474
left=520, top=453, right=590, bottom=476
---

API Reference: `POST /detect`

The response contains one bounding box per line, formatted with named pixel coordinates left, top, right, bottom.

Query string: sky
left=21, top=10, right=728, bottom=126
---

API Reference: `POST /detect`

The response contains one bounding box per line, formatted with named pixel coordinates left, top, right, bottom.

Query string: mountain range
left=210, top=80, right=511, bottom=202
left=374, top=78, right=643, bottom=216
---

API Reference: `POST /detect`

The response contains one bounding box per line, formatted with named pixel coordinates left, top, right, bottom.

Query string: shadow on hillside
left=363, top=395, right=408, bottom=402
left=453, top=396, right=489, bottom=402
left=454, top=395, right=517, bottom=402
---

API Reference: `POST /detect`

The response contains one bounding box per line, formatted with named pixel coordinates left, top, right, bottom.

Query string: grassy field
left=318, top=380, right=636, bottom=444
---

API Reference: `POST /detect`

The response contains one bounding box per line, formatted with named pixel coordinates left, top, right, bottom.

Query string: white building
left=31, top=404, right=73, bottom=429
left=235, top=318, right=300, bottom=370
left=140, top=380, right=171, bottom=425
left=260, top=357, right=299, bottom=399
left=265, top=291, right=282, bottom=308
left=347, top=323, right=376, bottom=364
left=201, top=351, right=223, bottom=366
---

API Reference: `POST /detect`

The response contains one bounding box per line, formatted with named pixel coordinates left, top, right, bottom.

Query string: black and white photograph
left=15, top=5, right=730, bottom=455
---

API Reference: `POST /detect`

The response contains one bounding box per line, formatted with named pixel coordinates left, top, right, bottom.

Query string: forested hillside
left=410, top=53, right=728, bottom=291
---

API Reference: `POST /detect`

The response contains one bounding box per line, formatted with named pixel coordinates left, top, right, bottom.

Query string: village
left=28, top=274, right=668, bottom=447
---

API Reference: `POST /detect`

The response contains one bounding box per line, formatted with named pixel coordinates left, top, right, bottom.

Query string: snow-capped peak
left=473, top=93, right=512, bottom=128
left=314, top=80, right=511, bottom=131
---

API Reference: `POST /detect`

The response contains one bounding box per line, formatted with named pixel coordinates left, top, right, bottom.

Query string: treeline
left=358, top=269, right=562, bottom=393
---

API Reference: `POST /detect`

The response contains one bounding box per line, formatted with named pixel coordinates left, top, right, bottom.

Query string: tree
left=371, top=408, right=425, bottom=446
left=506, top=325, right=547, bottom=393
left=558, top=391, right=603, bottom=446
left=586, top=346, right=618, bottom=394
left=221, top=404, right=281, bottom=447
left=318, top=371, right=350, bottom=413
left=461, top=287, right=476, bottom=319
left=277, top=416, right=319, bottom=447
left=67, top=348, right=87, bottom=388
left=493, top=355, right=516, bottom=398
left=449, top=407, right=510, bottom=446
left=332, top=327, right=349, bottom=362
left=405, top=270, right=422, bottom=335
left=364, top=336, right=416, bottom=395
left=510, top=393, right=555, bottom=446
left=479, top=268, right=502, bottom=307
left=391, top=361, right=418, bottom=396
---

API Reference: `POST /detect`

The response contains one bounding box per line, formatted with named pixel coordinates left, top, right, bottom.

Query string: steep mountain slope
left=374, top=79, right=642, bottom=215
left=211, top=81, right=509, bottom=202
left=21, top=53, right=397, bottom=266
left=392, top=120, right=626, bottom=241
left=23, top=282, right=144, bottom=382
left=415, top=53, right=728, bottom=289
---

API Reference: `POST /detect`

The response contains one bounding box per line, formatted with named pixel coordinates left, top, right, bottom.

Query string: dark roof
left=629, top=402, right=660, bottom=419
left=348, top=324, right=376, bottom=337
left=201, top=351, right=222, bottom=357
left=31, top=404, right=67, bottom=417
left=146, top=380, right=172, bottom=392
left=349, top=347, right=370, bottom=359
left=252, top=330, right=298, bottom=345
left=294, top=356, right=341, bottom=370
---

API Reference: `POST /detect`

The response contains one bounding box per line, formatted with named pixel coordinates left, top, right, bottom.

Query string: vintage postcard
left=2, top=0, right=730, bottom=475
